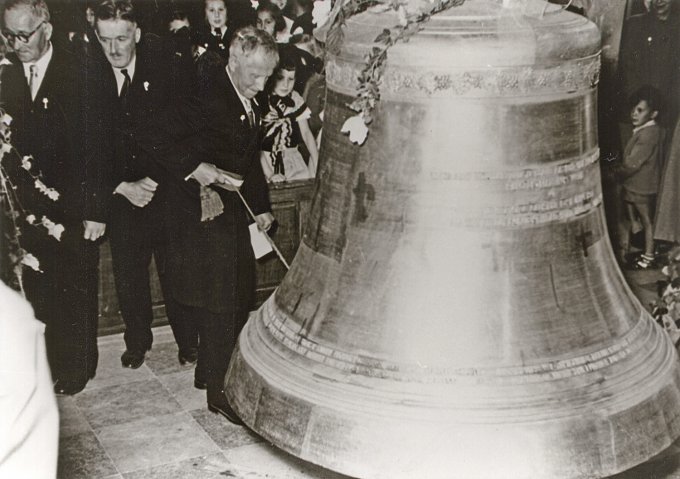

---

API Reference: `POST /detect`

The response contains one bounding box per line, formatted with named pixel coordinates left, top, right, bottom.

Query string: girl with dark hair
left=255, top=1, right=287, bottom=42
left=259, top=53, right=318, bottom=181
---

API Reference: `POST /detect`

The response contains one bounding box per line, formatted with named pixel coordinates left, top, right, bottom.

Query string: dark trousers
left=176, top=302, right=249, bottom=397
left=109, top=196, right=198, bottom=354
left=23, top=225, right=100, bottom=386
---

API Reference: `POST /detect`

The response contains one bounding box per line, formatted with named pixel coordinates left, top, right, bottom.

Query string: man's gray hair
left=229, top=25, right=279, bottom=63
left=3, top=0, right=50, bottom=22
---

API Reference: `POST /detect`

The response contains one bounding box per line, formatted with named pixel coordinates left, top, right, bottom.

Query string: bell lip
left=225, top=301, right=680, bottom=479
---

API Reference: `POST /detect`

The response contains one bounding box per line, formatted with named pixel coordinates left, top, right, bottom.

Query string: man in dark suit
left=150, top=26, right=277, bottom=423
left=93, top=0, right=199, bottom=370
left=1, top=0, right=108, bottom=395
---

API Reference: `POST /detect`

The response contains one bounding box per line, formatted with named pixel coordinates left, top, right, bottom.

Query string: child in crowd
left=256, top=1, right=288, bottom=43
left=260, top=54, right=318, bottom=182
left=618, top=85, right=665, bottom=269
left=195, top=0, right=230, bottom=60
left=267, top=0, right=294, bottom=39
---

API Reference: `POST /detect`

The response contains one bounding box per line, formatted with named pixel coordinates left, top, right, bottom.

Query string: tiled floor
left=55, top=263, right=680, bottom=479
left=56, top=327, right=350, bottom=479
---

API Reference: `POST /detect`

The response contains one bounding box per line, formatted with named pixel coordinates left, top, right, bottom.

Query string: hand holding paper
left=214, top=168, right=244, bottom=192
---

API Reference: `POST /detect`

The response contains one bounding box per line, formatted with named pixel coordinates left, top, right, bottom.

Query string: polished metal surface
left=226, top=1, right=680, bottom=477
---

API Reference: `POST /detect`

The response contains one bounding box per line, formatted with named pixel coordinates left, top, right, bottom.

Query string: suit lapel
left=32, top=49, right=60, bottom=105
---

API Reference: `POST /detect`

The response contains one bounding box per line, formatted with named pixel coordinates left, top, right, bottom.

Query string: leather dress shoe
left=120, top=349, right=146, bottom=369
left=207, top=392, right=244, bottom=425
left=178, top=347, right=198, bottom=365
left=53, top=379, right=87, bottom=396
left=194, top=378, right=207, bottom=390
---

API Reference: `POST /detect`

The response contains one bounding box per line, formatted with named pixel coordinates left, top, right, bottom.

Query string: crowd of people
left=2, top=0, right=680, bottom=447
left=0, top=0, right=327, bottom=427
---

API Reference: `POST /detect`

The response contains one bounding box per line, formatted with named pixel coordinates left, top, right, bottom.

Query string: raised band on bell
left=225, top=1, right=680, bottom=478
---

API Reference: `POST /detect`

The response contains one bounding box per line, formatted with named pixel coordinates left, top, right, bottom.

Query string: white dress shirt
left=22, top=42, right=52, bottom=101
left=112, top=54, right=137, bottom=96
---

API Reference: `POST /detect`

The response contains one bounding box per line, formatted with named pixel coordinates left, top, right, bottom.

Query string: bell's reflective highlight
left=226, top=1, right=680, bottom=477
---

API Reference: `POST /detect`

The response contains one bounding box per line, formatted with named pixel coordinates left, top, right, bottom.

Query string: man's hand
left=83, top=220, right=106, bottom=241
left=254, top=212, right=275, bottom=232
left=115, top=177, right=158, bottom=207
left=189, top=163, right=223, bottom=186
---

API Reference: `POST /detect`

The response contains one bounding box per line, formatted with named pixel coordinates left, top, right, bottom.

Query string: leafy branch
left=335, top=0, right=466, bottom=145
left=0, top=112, right=64, bottom=293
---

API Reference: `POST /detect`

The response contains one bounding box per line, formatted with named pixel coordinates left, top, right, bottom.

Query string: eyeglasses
left=2, top=21, right=45, bottom=45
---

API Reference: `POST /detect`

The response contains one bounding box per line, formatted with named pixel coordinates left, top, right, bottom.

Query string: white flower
left=250, top=0, right=259, bottom=9
left=26, top=214, right=36, bottom=224
left=45, top=189, right=59, bottom=201
left=34, top=179, right=60, bottom=200
left=21, top=253, right=41, bottom=271
left=397, top=6, right=408, bottom=26
left=0, top=142, right=11, bottom=157
left=41, top=216, right=64, bottom=241
left=144, top=81, right=150, bottom=91
left=42, top=98, right=48, bottom=109
left=34, top=179, right=47, bottom=193
left=21, top=155, right=32, bottom=170
left=240, top=114, right=246, bottom=122
left=312, top=0, right=332, bottom=28
left=341, top=114, right=369, bottom=145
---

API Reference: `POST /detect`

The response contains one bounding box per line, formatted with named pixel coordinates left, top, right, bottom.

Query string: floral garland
left=652, top=246, right=680, bottom=346
left=0, top=110, right=64, bottom=293
left=322, top=0, right=466, bottom=145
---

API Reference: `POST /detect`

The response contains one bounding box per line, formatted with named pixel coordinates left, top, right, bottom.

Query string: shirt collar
left=113, top=53, right=137, bottom=81
left=225, top=65, right=252, bottom=113
left=633, top=119, right=656, bottom=134
left=23, top=41, right=52, bottom=78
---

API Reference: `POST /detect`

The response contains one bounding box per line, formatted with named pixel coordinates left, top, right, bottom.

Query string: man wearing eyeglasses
left=0, top=0, right=110, bottom=395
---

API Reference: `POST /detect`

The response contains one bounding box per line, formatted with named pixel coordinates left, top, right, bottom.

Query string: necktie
left=246, top=107, right=255, bottom=128
left=28, top=64, right=37, bottom=100
left=120, top=68, right=131, bottom=99
left=214, top=27, right=222, bottom=38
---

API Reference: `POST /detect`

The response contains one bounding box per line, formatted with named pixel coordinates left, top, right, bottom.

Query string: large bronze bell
left=225, top=1, right=680, bottom=477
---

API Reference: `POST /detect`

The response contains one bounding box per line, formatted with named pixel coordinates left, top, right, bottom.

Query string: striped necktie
left=28, top=64, right=38, bottom=99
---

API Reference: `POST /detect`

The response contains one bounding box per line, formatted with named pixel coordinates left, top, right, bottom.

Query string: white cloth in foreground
left=0, top=281, right=59, bottom=479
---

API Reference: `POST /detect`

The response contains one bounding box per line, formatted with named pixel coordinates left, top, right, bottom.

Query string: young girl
left=260, top=54, right=318, bottom=182
left=256, top=2, right=288, bottom=43
left=195, top=0, right=230, bottom=60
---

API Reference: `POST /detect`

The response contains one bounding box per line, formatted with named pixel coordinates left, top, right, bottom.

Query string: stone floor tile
left=121, top=452, right=236, bottom=479
left=190, top=408, right=263, bottom=450
left=144, top=340, right=194, bottom=376
left=96, top=411, right=219, bottom=474
left=149, top=325, right=177, bottom=344
left=57, top=430, right=118, bottom=479
left=75, top=378, right=183, bottom=430
left=222, top=443, right=352, bottom=479
left=86, top=346, right=154, bottom=391
left=57, top=396, right=91, bottom=439
left=157, top=369, right=206, bottom=411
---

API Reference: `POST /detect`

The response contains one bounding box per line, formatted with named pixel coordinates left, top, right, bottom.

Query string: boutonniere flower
left=42, top=98, right=48, bottom=109
left=240, top=114, right=246, bottom=123
left=143, top=81, right=150, bottom=91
